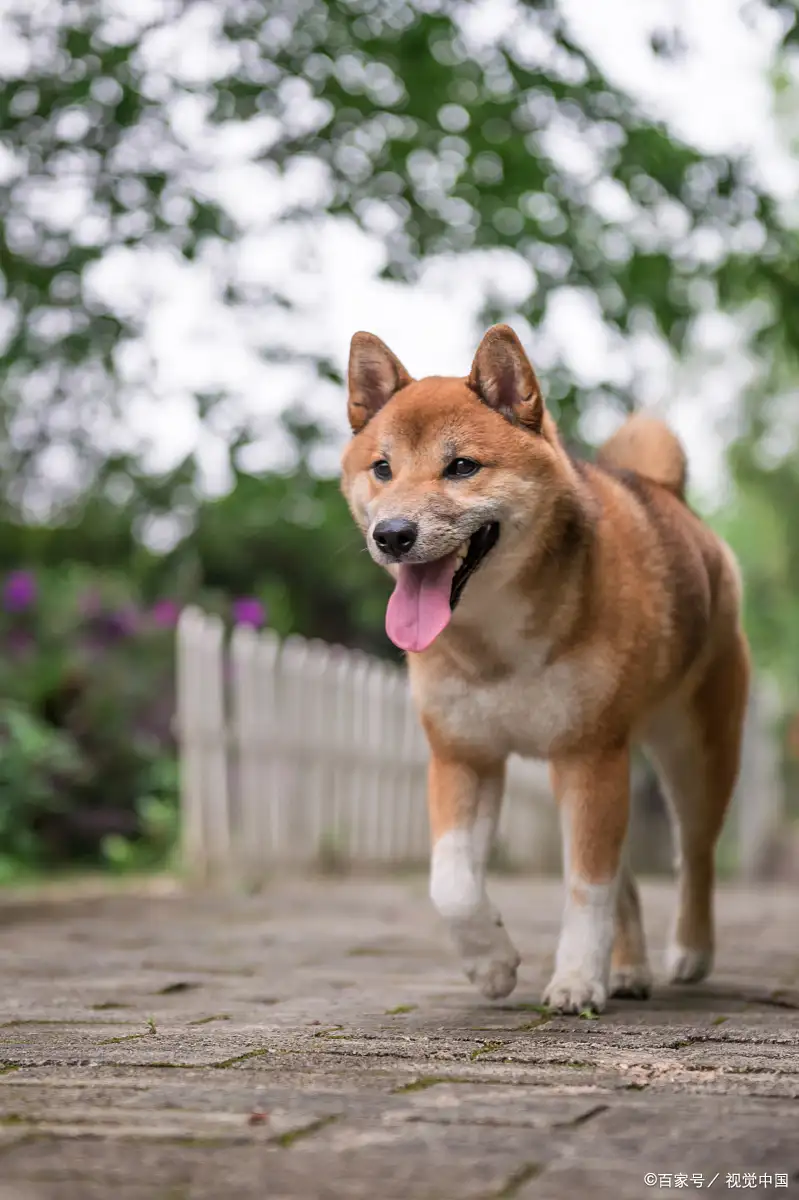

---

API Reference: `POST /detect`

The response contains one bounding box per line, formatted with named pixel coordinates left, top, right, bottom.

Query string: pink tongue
left=385, top=556, right=458, bottom=652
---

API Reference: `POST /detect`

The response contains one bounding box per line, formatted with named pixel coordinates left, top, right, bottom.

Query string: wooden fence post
left=176, top=608, right=231, bottom=884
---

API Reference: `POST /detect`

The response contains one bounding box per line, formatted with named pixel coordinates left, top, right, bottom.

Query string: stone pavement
left=0, top=876, right=797, bottom=1200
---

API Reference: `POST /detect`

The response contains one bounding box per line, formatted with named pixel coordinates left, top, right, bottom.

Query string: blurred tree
left=714, top=10, right=799, bottom=707
left=166, top=407, right=395, bottom=655
left=1, top=0, right=797, bottom=514
left=717, top=363, right=799, bottom=708
left=0, top=409, right=396, bottom=658
left=3, top=0, right=799, bottom=868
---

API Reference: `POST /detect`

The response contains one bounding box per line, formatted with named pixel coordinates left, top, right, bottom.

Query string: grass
left=392, top=1076, right=472, bottom=1094
left=470, top=1041, right=506, bottom=1062
left=2, top=1018, right=131, bottom=1028
left=99, top=1017, right=156, bottom=1045
left=495, top=1163, right=542, bottom=1198
left=273, top=1115, right=338, bottom=1147
left=515, top=1013, right=554, bottom=1031
left=211, top=1048, right=271, bottom=1069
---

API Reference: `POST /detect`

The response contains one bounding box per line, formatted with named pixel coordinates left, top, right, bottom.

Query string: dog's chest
left=414, top=640, right=609, bottom=761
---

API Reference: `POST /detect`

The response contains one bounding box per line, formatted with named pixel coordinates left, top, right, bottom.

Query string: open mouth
left=384, top=521, right=500, bottom=653
left=450, top=521, right=500, bottom=610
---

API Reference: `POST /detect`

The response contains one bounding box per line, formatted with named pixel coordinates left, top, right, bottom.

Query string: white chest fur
left=412, top=636, right=612, bottom=761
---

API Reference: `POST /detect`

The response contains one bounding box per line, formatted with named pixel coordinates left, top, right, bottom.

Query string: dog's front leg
left=427, top=752, right=520, bottom=1000
left=544, top=746, right=630, bottom=1015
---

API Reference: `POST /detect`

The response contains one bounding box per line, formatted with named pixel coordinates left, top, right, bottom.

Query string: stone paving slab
left=0, top=878, right=797, bottom=1199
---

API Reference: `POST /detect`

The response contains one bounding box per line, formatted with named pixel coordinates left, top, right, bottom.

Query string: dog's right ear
left=347, top=333, right=413, bottom=432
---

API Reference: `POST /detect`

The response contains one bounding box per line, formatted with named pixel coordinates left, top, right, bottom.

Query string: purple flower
left=3, top=571, right=37, bottom=612
left=85, top=605, right=139, bottom=644
left=232, top=597, right=266, bottom=628
left=151, top=599, right=181, bottom=628
left=108, top=606, right=139, bottom=637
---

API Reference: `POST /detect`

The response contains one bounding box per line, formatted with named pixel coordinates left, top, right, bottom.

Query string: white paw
left=665, top=943, right=712, bottom=984
left=449, top=908, right=521, bottom=1000
left=465, top=949, right=521, bottom=1000
left=610, top=963, right=653, bottom=999
left=543, top=971, right=607, bottom=1015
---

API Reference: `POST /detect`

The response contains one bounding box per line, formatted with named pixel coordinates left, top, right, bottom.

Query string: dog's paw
left=465, top=949, right=521, bottom=1000
left=456, top=912, right=521, bottom=1000
left=609, top=963, right=653, bottom=1000
left=543, top=971, right=607, bottom=1015
left=665, top=943, right=712, bottom=985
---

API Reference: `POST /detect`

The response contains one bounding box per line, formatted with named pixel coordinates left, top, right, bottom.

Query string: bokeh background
left=1, top=0, right=798, bottom=882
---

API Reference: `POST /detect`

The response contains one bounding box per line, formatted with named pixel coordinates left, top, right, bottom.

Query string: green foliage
left=178, top=450, right=395, bottom=658
left=0, top=703, right=82, bottom=868
left=1, top=0, right=796, bottom=501
left=719, top=409, right=799, bottom=707
left=102, top=788, right=180, bottom=874
left=1, top=1, right=799, bottom=870
left=0, top=565, right=179, bottom=869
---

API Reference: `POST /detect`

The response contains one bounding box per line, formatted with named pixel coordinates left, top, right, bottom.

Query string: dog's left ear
left=468, top=325, right=544, bottom=433
left=347, top=332, right=413, bottom=432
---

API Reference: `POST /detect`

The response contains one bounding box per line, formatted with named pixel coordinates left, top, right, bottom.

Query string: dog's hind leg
left=427, top=752, right=520, bottom=1000
left=644, top=632, right=749, bottom=984
left=610, top=856, right=652, bottom=999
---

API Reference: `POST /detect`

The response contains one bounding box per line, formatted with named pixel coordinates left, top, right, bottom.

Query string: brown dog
left=340, top=324, right=749, bottom=1013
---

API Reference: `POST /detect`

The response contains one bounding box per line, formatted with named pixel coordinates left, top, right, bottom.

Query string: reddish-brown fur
left=341, top=324, right=750, bottom=1013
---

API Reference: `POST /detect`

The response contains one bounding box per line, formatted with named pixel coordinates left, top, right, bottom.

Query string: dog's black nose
left=373, top=518, right=418, bottom=559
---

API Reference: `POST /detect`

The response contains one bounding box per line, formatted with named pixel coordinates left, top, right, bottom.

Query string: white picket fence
left=734, top=680, right=784, bottom=880
left=176, top=608, right=784, bottom=886
left=176, top=607, right=559, bottom=885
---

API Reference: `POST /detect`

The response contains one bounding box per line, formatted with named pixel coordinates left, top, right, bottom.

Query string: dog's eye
left=371, top=459, right=392, bottom=482
left=444, top=457, right=481, bottom=479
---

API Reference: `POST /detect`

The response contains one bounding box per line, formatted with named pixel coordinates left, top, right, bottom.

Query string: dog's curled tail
left=597, top=413, right=687, bottom=500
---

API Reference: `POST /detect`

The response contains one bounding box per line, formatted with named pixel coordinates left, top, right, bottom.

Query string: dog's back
left=570, top=414, right=745, bottom=721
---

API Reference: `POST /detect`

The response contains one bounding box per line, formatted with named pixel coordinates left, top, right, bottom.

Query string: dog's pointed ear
left=347, top=332, right=413, bottom=432
left=468, top=325, right=544, bottom=432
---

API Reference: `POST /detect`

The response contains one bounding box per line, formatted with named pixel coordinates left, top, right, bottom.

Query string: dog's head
left=340, top=325, right=571, bottom=653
